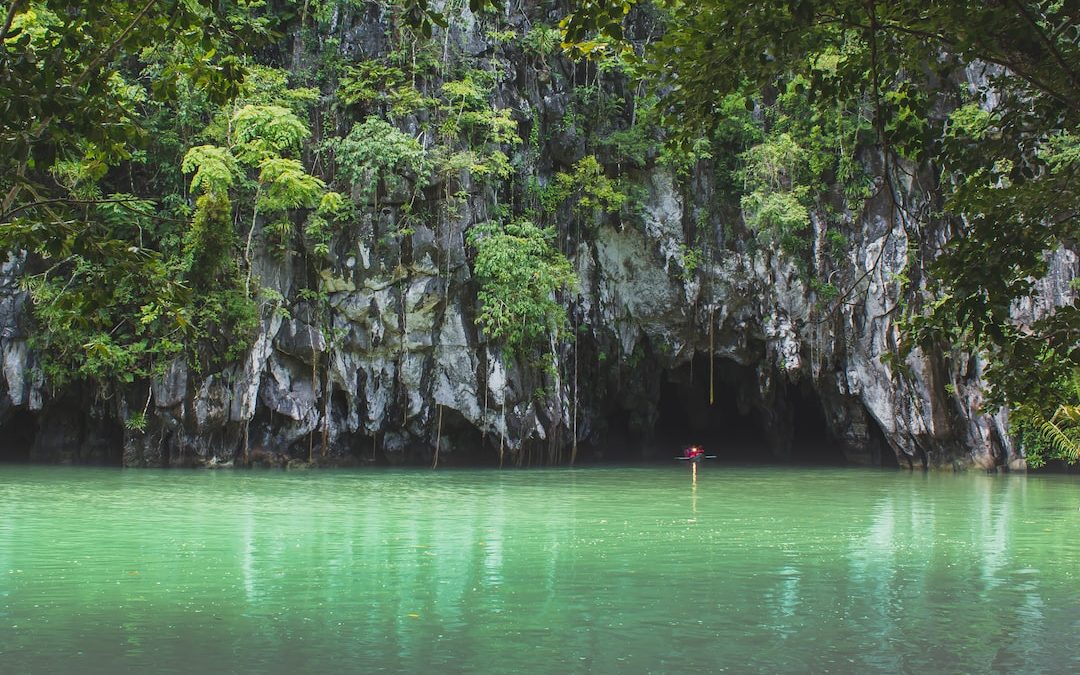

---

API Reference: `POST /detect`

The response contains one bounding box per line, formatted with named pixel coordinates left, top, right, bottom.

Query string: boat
left=676, top=446, right=716, bottom=462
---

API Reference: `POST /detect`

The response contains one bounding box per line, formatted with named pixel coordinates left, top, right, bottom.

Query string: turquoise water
left=1, top=465, right=1078, bottom=673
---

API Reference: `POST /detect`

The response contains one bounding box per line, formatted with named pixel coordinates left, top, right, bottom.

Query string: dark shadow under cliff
left=663, top=356, right=846, bottom=464
left=0, top=409, right=35, bottom=462
left=0, top=398, right=123, bottom=466
left=593, top=354, right=849, bottom=465
left=654, top=358, right=769, bottom=461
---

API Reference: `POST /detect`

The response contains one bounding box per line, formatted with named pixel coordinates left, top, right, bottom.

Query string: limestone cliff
left=0, top=2, right=1066, bottom=469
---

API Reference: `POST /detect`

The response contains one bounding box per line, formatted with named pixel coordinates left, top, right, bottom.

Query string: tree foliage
left=0, top=0, right=266, bottom=388
left=561, top=0, right=1080, bottom=465
left=233, top=104, right=310, bottom=164
left=739, top=132, right=812, bottom=258
left=467, top=220, right=577, bottom=356
left=182, top=145, right=239, bottom=195
left=334, top=117, right=430, bottom=204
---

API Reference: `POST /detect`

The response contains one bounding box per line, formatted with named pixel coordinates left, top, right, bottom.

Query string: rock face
left=0, top=4, right=1068, bottom=469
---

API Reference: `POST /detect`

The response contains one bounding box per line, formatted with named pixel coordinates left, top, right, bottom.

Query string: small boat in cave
left=677, top=446, right=717, bottom=463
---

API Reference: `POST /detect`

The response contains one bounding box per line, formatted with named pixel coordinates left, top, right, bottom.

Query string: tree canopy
left=0, top=1, right=263, bottom=385
left=559, top=0, right=1080, bottom=465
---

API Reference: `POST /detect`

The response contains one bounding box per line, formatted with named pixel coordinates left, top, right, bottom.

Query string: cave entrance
left=588, top=407, right=647, bottom=463
left=0, top=410, right=36, bottom=462
left=654, top=355, right=847, bottom=464
left=867, top=412, right=899, bottom=468
left=784, top=380, right=848, bottom=465
left=655, top=356, right=767, bottom=461
left=430, top=406, right=489, bottom=466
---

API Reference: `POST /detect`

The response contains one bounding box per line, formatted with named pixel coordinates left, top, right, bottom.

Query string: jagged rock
left=153, top=359, right=188, bottom=409
left=276, top=319, right=327, bottom=365
left=263, top=355, right=318, bottom=421
left=319, top=269, right=356, bottom=293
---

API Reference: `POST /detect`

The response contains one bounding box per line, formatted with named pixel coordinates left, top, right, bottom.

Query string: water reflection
left=0, top=467, right=1077, bottom=673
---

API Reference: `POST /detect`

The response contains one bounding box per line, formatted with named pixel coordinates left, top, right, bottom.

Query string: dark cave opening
left=654, top=357, right=769, bottom=461
left=0, top=404, right=123, bottom=466
left=585, top=407, right=646, bottom=462
left=430, top=406, right=490, bottom=466
left=0, top=410, right=36, bottom=462
left=867, top=413, right=900, bottom=468
left=783, top=379, right=848, bottom=465
left=651, top=355, right=846, bottom=464
left=328, top=390, right=382, bottom=466
left=86, top=416, right=125, bottom=466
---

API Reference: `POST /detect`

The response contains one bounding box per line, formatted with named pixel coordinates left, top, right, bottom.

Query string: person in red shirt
left=685, top=445, right=705, bottom=462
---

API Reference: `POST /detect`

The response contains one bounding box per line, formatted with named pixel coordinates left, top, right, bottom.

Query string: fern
left=181, top=145, right=237, bottom=195
left=1039, top=413, right=1080, bottom=462
left=335, top=117, right=430, bottom=203
left=232, top=105, right=310, bottom=165
left=257, top=157, right=326, bottom=213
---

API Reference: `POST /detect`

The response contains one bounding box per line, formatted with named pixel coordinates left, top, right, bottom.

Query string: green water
left=1, top=466, right=1078, bottom=674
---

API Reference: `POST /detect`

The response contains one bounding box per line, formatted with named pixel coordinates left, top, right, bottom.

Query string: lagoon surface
left=1, top=465, right=1078, bottom=673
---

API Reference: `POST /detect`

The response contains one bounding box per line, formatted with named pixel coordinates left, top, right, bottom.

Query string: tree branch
left=815, top=11, right=1079, bottom=113
left=1, top=196, right=144, bottom=222
left=876, top=21, right=1076, bottom=112
left=1005, top=0, right=1080, bottom=95
left=74, top=0, right=163, bottom=88
left=0, top=0, right=23, bottom=43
